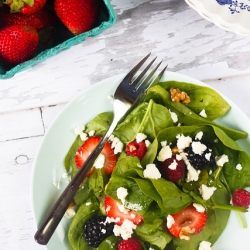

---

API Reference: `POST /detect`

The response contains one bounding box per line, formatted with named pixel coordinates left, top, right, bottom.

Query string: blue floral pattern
left=216, top=0, right=250, bottom=14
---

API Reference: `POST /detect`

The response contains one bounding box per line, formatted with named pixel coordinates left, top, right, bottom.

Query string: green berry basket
left=0, top=0, right=116, bottom=79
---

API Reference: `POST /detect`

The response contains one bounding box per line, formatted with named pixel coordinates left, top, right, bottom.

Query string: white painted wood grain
left=0, top=108, right=44, bottom=142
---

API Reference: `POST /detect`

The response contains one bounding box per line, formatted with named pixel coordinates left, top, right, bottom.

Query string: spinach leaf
left=145, top=85, right=246, bottom=140
left=113, top=100, right=173, bottom=143
left=159, top=81, right=230, bottom=120
left=96, top=235, right=120, bottom=250
left=68, top=196, right=100, bottom=250
left=105, top=175, right=153, bottom=214
left=86, top=112, right=113, bottom=135
left=136, top=222, right=172, bottom=250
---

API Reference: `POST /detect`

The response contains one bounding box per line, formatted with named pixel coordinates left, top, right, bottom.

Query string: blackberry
left=184, top=142, right=215, bottom=170
left=83, top=216, right=115, bottom=247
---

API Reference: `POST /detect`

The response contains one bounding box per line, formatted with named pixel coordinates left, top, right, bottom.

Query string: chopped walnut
left=170, top=88, right=191, bottom=104
left=179, top=226, right=196, bottom=240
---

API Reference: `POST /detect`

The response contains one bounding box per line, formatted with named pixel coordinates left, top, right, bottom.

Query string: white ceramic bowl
left=185, top=0, right=250, bottom=36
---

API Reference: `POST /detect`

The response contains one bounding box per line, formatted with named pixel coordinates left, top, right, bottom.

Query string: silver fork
left=34, top=53, right=167, bottom=245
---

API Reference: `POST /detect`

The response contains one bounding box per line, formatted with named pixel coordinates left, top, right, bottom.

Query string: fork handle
left=34, top=119, right=118, bottom=245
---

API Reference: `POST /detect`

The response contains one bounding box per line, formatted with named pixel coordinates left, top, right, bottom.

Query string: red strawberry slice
left=126, top=140, right=147, bottom=160
left=104, top=196, right=143, bottom=226
left=232, top=189, right=250, bottom=208
left=75, top=136, right=116, bottom=175
left=167, top=204, right=207, bottom=239
left=118, top=237, right=142, bottom=250
left=158, top=155, right=186, bottom=182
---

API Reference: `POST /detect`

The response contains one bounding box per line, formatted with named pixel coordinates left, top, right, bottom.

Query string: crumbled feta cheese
left=215, top=154, right=229, bottom=167
left=176, top=154, right=182, bottom=161
left=145, top=140, right=151, bottom=148
left=236, top=163, right=242, bottom=170
left=166, top=214, right=175, bottom=228
left=176, top=134, right=192, bottom=151
left=117, top=187, right=128, bottom=204
left=74, top=125, right=85, bottom=135
left=193, top=203, right=205, bottom=213
left=205, top=152, right=211, bottom=161
left=199, top=241, right=213, bottom=250
left=161, top=141, right=167, bottom=147
left=88, top=130, right=95, bottom=136
left=111, top=137, right=120, bottom=148
left=64, top=207, right=75, bottom=219
left=61, top=172, right=68, bottom=179
left=191, top=141, right=207, bottom=155
left=114, top=141, right=124, bottom=154
left=195, top=131, right=203, bottom=140
left=79, top=132, right=88, bottom=141
left=101, top=229, right=106, bottom=234
left=94, top=154, right=105, bottom=169
left=199, top=109, right=207, bottom=118
left=136, top=133, right=147, bottom=143
left=199, top=184, right=217, bottom=200
left=157, top=145, right=172, bottom=162
left=180, top=152, right=200, bottom=182
left=109, top=134, right=115, bottom=141
left=116, top=203, right=129, bottom=214
left=143, top=164, right=161, bottom=179
left=168, top=160, right=178, bottom=170
left=105, top=217, right=120, bottom=224
left=169, top=109, right=178, bottom=123
left=113, top=219, right=137, bottom=240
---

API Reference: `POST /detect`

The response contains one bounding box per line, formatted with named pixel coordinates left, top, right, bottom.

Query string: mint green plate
left=0, top=0, right=116, bottom=79
left=31, top=72, right=250, bottom=249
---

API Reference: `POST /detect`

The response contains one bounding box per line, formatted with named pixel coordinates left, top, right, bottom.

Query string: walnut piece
left=170, top=88, right=191, bottom=104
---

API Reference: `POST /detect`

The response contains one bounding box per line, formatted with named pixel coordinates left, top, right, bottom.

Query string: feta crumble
left=215, top=154, right=229, bottom=167
left=199, top=241, right=213, bottom=250
left=136, top=133, right=147, bottom=143
left=94, top=154, right=105, bottom=169
left=180, top=152, right=200, bottom=182
left=236, top=163, right=242, bottom=170
left=195, top=131, right=203, bottom=140
left=64, top=207, right=75, bottom=219
left=143, top=164, right=161, bottom=179
left=168, top=160, right=177, bottom=170
left=176, top=134, right=192, bottom=151
left=191, top=141, right=207, bottom=155
left=199, top=184, right=217, bottom=200
left=199, top=109, right=207, bottom=118
left=169, top=109, right=178, bottom=123
left=166, top=214, right=175, bottom=228
left=193, top=203, right=205, bottom=213
left=113, top=219, right=137, bottom=240
left=157, top=145, right=172, bottom=162
left=110, top=136, right=124, bottom=154
left=117, top=187, right=128, bottom=204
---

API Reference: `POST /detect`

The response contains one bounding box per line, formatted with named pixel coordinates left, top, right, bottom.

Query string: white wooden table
left=1, top=0, right=250, bottom=249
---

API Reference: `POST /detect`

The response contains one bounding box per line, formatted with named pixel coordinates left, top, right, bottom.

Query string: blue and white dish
left=185, top=0, right=250, bottom=36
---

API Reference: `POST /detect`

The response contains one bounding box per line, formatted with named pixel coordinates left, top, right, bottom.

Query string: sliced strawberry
left=75, top=136, right=116, bottom=175
left=126, top=140, right=147, bottom=160
left=158, top=155, right=186, bottom=182
left=232, top=189, right=250, bottom=208
left=104, top=196, right=143, bottom=226
left=118, top=238, right=142, bottom=250
left=167, top=204, right=207, bottom=239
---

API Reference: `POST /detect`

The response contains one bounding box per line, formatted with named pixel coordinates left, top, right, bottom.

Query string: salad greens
left=64, top=81, right=250, bottom=250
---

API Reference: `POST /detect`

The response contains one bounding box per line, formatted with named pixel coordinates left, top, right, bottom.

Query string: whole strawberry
left=232, top=189, right=250, bottom=208
left=8, top=0, right=47, bottom=15
left=0, top=6, right=56, bottom=31
left=0, top=24, right=39, bottom=67
left=118, top=238, right=142, bottom=250
left=54, top=0, right=101, bottom=35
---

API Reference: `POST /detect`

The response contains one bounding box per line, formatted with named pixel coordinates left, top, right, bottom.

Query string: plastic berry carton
left=0, top=0, right=116, bottom=79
